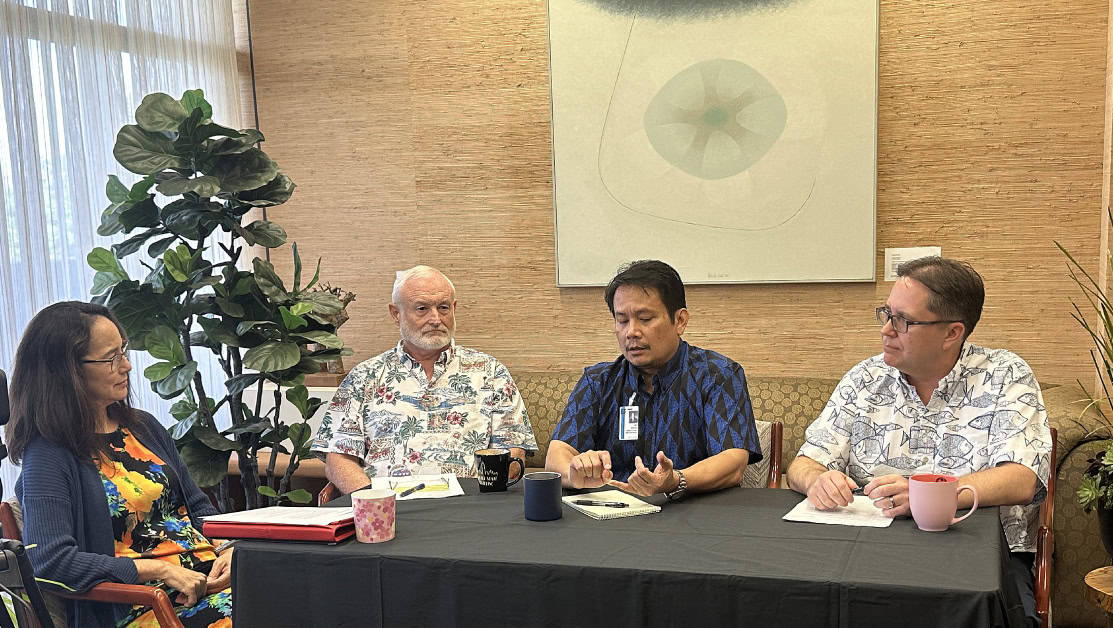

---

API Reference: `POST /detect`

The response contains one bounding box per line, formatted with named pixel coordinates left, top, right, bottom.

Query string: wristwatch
left=664, top=469, right=687, bottom=501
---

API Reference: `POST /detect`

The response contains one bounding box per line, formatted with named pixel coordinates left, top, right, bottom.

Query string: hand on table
left=568, top=450, right=614, bottom=489
left=606, top=451, right=676, bottom=497
left=806, top=469, right=858, bottom=510
left=862, top=474, right=910, bottom=518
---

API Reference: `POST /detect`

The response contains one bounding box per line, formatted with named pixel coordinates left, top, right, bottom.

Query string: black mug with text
left=475, top=448, right=525, bottom=493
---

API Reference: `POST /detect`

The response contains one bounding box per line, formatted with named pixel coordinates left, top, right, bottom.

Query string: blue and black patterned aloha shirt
left=551, top=340, right=761, bottom=481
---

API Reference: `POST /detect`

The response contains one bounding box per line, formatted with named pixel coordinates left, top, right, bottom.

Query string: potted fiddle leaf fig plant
left=88, top=89, right=351, bottom=510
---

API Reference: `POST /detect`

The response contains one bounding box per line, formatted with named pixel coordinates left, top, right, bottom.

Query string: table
left=1085, top=566, right=1113, bottom=627
left=231, top=483, right=1025, bottom=627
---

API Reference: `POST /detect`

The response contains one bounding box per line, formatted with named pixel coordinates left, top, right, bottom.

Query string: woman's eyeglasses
left=82, top=341, right=130, bottom=370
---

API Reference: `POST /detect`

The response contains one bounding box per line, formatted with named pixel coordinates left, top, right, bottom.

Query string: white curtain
left=0, top=0, right=241, bottom=498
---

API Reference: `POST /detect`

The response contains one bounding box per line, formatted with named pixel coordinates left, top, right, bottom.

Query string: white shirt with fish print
left=798, top=343, right=1052, bottom=553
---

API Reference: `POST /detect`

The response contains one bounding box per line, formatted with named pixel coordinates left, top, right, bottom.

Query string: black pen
left=398, top=483, right=426, bottom=498
left=573, top=499, right=628, bottom=508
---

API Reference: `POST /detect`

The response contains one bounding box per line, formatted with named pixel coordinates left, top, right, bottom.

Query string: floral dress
left=95, top=427, right=232, bottom=628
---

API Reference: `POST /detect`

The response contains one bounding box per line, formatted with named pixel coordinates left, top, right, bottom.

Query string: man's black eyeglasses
left=875, top=306, right=961, bottom=334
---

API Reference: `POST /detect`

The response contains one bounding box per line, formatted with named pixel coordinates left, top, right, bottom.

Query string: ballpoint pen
left=573, top=499, right=628, bottom=508
left=398, top=483, right=426, bottom=498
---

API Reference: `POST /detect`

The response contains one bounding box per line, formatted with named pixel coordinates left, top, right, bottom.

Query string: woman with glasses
left=6, top=301, right=232, bottom=627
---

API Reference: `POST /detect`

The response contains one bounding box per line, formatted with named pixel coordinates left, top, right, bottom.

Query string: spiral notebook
left=562, top=489, right=661, bottom=520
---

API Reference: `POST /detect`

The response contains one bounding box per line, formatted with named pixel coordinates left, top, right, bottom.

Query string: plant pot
left=1099, top=506, right=1113, bottom=563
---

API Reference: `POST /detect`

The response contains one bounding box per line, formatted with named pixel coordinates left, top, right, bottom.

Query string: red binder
left=203, top=518, right=355, bottom=543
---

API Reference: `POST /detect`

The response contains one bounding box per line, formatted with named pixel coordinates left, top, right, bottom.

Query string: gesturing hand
left=568, top=450, right=614, bottom=489
left=607, top=451, right=676, bottom=497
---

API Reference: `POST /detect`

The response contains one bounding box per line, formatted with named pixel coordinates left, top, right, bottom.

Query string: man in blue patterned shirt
left=546, top=260, right=761, bottom=499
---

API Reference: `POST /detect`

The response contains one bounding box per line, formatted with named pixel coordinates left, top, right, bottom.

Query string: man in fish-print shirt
left=786, top=256, right=1051, bottom=628
left=311, top=266, right=537, bottom=494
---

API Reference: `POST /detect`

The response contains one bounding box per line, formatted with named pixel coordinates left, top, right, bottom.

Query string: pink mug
left=908, top=473, right=978, bottom=532
left=351, top=488, right=396, bottom=543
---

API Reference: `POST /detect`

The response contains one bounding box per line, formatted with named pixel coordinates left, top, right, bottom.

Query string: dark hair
left=604, top=260, right=687, bottom=320
left=6, top=301, right=141, bottom=463
left=896, top=256, right=984, bottom=340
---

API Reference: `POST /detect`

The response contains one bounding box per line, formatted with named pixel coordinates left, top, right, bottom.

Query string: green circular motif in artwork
left=644, top=58, right=787, bottom=180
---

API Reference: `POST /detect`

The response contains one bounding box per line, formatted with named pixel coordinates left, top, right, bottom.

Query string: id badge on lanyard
left=619, top=392, right=639, bottom=441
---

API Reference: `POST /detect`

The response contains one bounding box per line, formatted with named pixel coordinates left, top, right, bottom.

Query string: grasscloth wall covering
left=243, top=0, right=1106, bottom=390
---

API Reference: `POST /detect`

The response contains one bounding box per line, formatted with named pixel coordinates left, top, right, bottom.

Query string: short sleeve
left=551, top=369, right=603, bottom=453
left=486, top=362, right=539, bottom=452
left=797, top=369, right=859, bottom=471
left=311, top=365, right=372, bottom=460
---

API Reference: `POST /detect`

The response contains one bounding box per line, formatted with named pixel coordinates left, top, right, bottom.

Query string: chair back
left=741, top=420, right=783, bottom=489
left=1035, top=426, right=1057, bottom=628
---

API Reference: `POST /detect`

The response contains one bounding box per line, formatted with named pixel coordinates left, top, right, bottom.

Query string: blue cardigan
left=16, top=410, right=218, bottom=628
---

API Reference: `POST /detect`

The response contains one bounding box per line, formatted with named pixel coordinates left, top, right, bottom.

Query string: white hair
left=391, top=265, right=456, bottom=304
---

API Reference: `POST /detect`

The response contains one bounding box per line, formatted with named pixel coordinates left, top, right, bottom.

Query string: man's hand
left=568, top=450, right=614, bottom=489
left=206, top=547, right=233, bottom=593
left=862, top=474, right=910, bottom=518
left=607, top=451, right=677, bottom=497
left=806, top=469, right=858, bottom=510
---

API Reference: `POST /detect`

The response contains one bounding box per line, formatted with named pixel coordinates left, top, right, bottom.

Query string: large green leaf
left=106, top=175, right=129, bottom=203
left=146, top=235, right=178, bottom=257
left=135, top=93, right=188, bottom=132
left=90, top=271, right=123, bottom=296
left=235, top=320, right=275, bottom=335
left=224, top=417, right=270, bottom=436
left=160, top=198, right=219, bottom=239
left=285, top=385, right=309, bottom=418
left=118, top=197, right=160, bottom=231
left=282, top=489, right=313, bottom=505
left=197, top=316, right=243, bottom=347
left=163, top=246, right=191, bottom=282
left=209, top=148, right=279, bottom=193
left=97, top=204, right=124, bottom=236
left=192, top=425, right=240, bottom=452
left=291, top=330, right=343, bottom=349
left=301, top=290, right=343, bottom=316
left=143, top=361, right=175, bottom=381
left=288, top=421, right=312, bottom=450
left=289, top=301, right=313, bottom=316
left=225, top=373, right=264, bottom=396
left=107, top=282, right=168, bottom=351
left=154, top=361, right=198, bottom=397
left=145, top=325, right=186, bottom=365
left=179, top=442, right=232, bottom=488
left=243, top=341, right=301, bottom=372
left=205, top=129, right=263, bottom=156
left=179, top=89, right=212, bottom=120
left=213, top=297, right=245, bottom=318
left=279, top=307, right=307, bottom=331
left=252, top=258, right=288, bottom=301
left=128, top=175, right=157, bottom=201
left=169, top=393, right=197, bottom=422
left=156, top=175, right=220, bottom=197
left=243, top=220, right=287, bottom=248
left=113, top=227, right=167, bottom=258
left=238, top=173, right=295, bottom=207
left=114, top=125, right=187, bottom=174
left=87, top=247, right=121, bottom=272
left=169, top=411, right=198, bottom=440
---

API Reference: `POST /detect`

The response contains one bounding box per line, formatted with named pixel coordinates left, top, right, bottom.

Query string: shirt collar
left=625, top=339, right=689, bottom=395
left=394, top=338, right=456, bottom=367
left=890, top=342, right=970, bottom=398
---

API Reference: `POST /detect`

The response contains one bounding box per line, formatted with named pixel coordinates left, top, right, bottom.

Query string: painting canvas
left=550, top=0, right=878, bottom=285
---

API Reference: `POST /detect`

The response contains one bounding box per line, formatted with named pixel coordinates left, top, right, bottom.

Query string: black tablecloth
left=231, top=483, right=1025, bottom=627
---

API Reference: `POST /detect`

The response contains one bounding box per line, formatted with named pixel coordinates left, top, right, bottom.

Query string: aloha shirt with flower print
left=311, top=340, right=537, bottom=478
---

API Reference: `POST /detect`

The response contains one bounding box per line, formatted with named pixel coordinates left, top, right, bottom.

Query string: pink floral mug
left=351, top=488, right=396, bottom=543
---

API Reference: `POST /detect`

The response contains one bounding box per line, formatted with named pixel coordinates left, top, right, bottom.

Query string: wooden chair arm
left=767, top=422, right=784, bottom=489
left=57, top=583, right=183, bottom=628
left=318, top=481, right=340, bottom=506
left=1034, top=525, right=1051, bottom=627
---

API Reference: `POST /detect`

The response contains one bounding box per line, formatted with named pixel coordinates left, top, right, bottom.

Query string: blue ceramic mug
left=523, top=471, right=563, bottom=521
